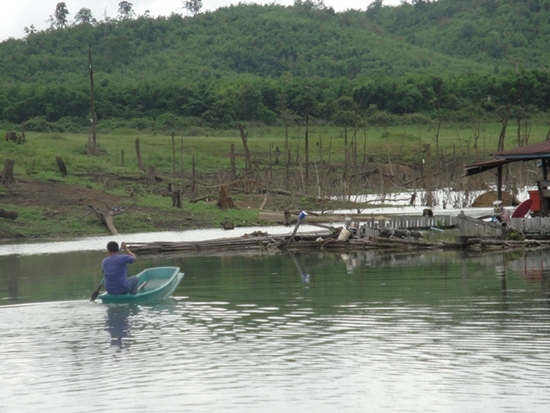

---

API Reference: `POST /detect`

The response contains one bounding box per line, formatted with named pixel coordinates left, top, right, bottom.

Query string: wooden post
left=56, top=156, right=67, bottom=177
left=1, top=159, right=15, bottom=185
left=135, top=138, right=144, bottom=171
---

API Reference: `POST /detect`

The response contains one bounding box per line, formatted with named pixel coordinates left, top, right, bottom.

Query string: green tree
left=52, top=2, right=70, bottom=28
left=183, top=0, right=203, bottom=16
left=74, top=8, right=96, bottom=25
left=118, top=1, right=136, bottom=20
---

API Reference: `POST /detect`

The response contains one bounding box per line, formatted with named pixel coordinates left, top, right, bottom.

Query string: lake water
left=1, top=233, right=550, bottom=413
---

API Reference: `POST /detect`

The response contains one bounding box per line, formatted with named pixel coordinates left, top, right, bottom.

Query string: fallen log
left=379, top=228, right=423, bottom=239
left=88, top=202, right=135, bottom=235
left=189, top=195, right=211, bottom=203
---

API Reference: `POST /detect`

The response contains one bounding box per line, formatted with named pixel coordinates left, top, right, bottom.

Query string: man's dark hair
left=107, top=241, right=119, bottom=253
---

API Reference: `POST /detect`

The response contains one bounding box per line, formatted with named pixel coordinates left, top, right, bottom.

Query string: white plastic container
left=338, top=229, right=351, bottom=241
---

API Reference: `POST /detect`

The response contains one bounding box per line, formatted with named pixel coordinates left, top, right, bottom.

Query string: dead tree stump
left=56, top=156, right=67, bottom=176
left=1, top=159, right=15, bottom=185
left=172, top=190, right=182, bottom=208
left=0, top=209, right=18, bottom=220
left=284, top=210, right=292, bottom=226
left=5, top=132, right=17, bottom=143
left=217, top=185, right=235, bottom=209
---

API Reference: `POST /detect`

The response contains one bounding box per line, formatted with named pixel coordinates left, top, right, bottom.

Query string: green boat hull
left=99, top=266, right=184, bottom=304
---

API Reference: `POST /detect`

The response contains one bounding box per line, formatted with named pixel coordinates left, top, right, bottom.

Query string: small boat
left=99, top=266, right=184, bottom=304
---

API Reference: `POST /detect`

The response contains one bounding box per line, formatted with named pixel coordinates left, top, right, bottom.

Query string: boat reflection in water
left=105, top=305, right=136, bottom=348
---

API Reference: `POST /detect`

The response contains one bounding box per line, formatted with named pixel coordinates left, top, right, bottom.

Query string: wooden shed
left=464, top=140, right=550, bottom=215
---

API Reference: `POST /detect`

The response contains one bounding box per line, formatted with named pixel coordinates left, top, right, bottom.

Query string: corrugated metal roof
left=463, top=158, right=511, bottom=176
left=493, top=140, right=550, bottom=159
left=464, top=140, right=550, bottom=176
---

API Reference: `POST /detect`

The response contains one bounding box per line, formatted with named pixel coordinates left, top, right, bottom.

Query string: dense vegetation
left=0, top=0, right=549, bottom=136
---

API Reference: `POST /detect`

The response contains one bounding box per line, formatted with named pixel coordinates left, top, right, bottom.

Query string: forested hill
left=0, top=1, right=549, bottom=130
left=0, top=2, right=494, bottom=85
left=0, top=0, right=548, bottom=84
left=369, top=0, right=550, bottom=70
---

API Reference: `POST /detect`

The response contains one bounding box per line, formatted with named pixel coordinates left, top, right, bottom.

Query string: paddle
left=90, top=278, right=104, bottom=301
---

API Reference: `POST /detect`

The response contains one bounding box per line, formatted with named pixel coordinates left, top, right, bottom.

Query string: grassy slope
left=1, top=122, right=547, bottom=239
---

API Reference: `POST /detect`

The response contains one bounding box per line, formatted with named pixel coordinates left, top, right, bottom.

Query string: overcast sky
left=1, top=0, right=402, bottom=42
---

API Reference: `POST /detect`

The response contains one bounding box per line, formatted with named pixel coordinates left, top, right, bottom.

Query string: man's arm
left=121, top=242, right=137, bottom=263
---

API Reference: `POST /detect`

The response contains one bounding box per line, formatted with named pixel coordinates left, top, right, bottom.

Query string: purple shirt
left=102, top=254, right=135, bottom=294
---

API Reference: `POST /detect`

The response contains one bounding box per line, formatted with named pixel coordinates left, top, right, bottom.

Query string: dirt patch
left=0, top=179, right=120, bottom=212
left=0, top=178, right=199, bottom=237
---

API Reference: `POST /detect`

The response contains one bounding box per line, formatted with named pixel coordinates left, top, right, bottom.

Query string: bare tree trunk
left=135, top=138, right=144, bottom=171
left=238, top=124, right=253, bottom=173
left=284, top=119, right=290, bottom=191
left=180, top=135, right=184, bottom=177
left=172, top=131, right=176, bottom=177
left=192, top=155, right=196, bottom=195
left=305, top=109, right=309, bottom=195
left=87, top=46, right=98, bottom=155
left=285, top=142, right=291, bottom=191
left=148, top=166, right=155, bottom=189
left=230, top=143, right=236, bottom=180
left=423, top=144, right=434, bottom=207
left=435, top=119, right=441, bottom=170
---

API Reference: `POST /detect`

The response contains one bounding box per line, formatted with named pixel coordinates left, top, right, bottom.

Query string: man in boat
left=102, top=241, right=138, bottom=295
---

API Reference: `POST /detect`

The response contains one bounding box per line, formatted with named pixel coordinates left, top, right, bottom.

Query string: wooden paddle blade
left=90, top=286, right=101, bottom=301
